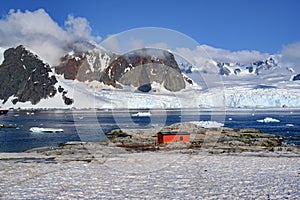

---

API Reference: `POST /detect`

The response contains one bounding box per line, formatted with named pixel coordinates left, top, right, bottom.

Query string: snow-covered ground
left=0, top=152, right=299, bottom=199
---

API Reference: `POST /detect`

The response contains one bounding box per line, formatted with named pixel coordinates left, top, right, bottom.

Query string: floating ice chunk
left=285, top=124, right=294, bottom=127
left=256, top=117, right=280, bottom=123
left=190, top=121, right=224, bottom=128
left=131, top=111, right=152, bottom=117
left=30, top=127, right=64, bottom=133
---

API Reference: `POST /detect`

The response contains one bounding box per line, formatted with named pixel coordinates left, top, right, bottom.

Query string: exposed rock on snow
left=292, top=73, right=300, bottom=81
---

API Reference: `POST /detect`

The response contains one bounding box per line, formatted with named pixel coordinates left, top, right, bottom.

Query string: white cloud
left=0, top=9, right=97, bottom=66
left=65, top=15, right=100, bottom=42
left=198, top=45, right=270, bottom=64
left=129, top=39, right=145, bottom=50
left=280, top=42, right=300, bottom=72
left=101, top=34, right=121, bottom=53
left=148, top=42, right=169, bottom=50
left=174, top=45, right=271, bottom=73
left=101, top=36, right=170, bottom=54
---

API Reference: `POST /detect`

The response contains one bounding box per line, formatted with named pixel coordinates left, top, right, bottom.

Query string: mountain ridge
left=0, top=43, right=299, bottom=109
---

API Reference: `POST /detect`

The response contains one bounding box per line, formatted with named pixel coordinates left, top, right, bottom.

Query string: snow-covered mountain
left=0, top=43, right=300, bottom=109
left=54, top=44, right=192, bottom=92
left=55, top=41, right=114, bottom=81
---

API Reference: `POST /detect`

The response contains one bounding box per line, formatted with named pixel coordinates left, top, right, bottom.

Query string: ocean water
left=0, top=109, right=299, bottom=152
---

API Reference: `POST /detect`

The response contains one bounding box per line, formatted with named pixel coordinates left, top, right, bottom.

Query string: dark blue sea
left=0, top=109, right=299, bottom=152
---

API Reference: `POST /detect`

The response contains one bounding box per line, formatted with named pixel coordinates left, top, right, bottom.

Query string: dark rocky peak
left=254, top=57, right=278, bottom=75
left=105, top=48, right=180, bottom=80
left=216, top=57, right=281, bottom=76
left=217, top=61, right=231, bottom=76
left=3, top=45, right=41, bottom=70
left=0, top=45, right=58, bottom=105
left=104, top=48, right=188, bottom=92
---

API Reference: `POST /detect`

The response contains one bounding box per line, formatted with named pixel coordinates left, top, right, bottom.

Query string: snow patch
left=0, top=47, right=4, bottom=64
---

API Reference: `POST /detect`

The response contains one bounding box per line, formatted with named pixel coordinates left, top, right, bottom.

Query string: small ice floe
left=26, top=112, right=35, bottom=116
left=256, top=117, right=280, bottom=123
left=29, top=127, right=64, bottom=133
left=131, top=111, right=152, bottom=117
left=285, top=124, right=294, bottom=127
left=228, top=117, right=232, bottom=121
left=190, top=121, right=224, bottom=128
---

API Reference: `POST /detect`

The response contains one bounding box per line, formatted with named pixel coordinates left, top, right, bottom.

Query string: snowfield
left=0, top=153, right=299, bottom=199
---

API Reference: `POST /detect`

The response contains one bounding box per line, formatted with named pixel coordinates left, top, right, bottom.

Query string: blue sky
left=0, top=0, right=299, bottom=54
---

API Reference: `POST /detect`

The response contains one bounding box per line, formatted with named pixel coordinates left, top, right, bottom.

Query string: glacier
left=1, top=42, right=300, bottom=110
left=4, top=77, right=300, bottom=110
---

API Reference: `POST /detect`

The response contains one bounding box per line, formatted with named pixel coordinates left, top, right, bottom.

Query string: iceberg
left=131, top=111, right=152, bottom=117
left=189, top=121, right=224, bottom=128
left=256, top=117, right=280, bottom=123
left=30, top=127, right=64, bottom=133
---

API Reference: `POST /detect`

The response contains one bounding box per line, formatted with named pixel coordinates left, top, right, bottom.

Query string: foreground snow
left=0, top=152, right=299, bottom=199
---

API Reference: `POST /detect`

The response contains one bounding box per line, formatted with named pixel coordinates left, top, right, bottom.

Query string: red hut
left=157, top=131, right=190, bottom=144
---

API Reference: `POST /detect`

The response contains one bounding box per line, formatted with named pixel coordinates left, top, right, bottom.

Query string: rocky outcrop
left=104, top=48, right=187, bottom=92
left=21, top=122, right=300, bottom=161
left=105, top=122, right=291, bottom=154
left=0, top=45, right=58, bottom=104
left=292, top=74, right=300, bottom=81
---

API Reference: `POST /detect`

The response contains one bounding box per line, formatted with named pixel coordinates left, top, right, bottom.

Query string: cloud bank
left=279, top=42, right=300, bottom=72
left=0, top=9, right=97, bottom=65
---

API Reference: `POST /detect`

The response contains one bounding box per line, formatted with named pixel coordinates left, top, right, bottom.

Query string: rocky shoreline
left=1, top=122, right=297, bottom=163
